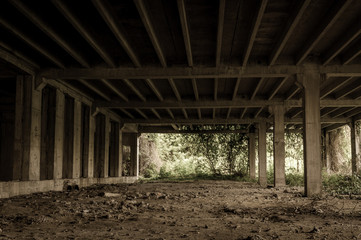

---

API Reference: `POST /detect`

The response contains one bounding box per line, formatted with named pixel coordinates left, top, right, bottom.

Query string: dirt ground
left=0, top=180, right=360, bottom=240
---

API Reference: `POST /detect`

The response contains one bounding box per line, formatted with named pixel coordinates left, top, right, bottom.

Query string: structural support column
left=299, top=67, right=322, bottom=196
left=72, top=100, right=82, bottom=178
left=13, top=75, right=41, bottom=181
left=258, top=121, right=267, bottom=187
left=109, top=122, right=121, bottom=177
left=104, top=115, right=110, bottom=178
left=88, top=113, right=95, bottom=178
left=53, top=90, right=64, bottom=179
left=248, top=132, right=256, bottom=179
left=350, top=119, right=360, bottom=175
left=129, top=133, right=139, bottom=177
left=272, top=105, right=285, bottom=187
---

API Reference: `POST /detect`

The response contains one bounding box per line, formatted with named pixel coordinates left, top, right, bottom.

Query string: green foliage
left=285, top=171, right=304, bottom=186
left=323, top=174, right=361, bottom=195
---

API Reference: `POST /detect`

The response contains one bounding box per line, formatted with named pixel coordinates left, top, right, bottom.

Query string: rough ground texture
left=0, top=180, right=360, bottom=240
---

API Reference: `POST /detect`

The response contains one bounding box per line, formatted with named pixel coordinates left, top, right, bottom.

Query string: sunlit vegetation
left=138, top=123, right=361, bottom=195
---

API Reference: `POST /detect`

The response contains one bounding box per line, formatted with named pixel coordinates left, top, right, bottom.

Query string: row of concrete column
left=7, top=76, right=140, bottom=182
left=248, top=70, right=360, bottom=196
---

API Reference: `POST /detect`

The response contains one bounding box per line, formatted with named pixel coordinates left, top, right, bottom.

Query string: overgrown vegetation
left=138, top=123, right=361, bottom=195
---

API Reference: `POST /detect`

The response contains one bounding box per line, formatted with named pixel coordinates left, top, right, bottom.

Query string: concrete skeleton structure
left=0, top=0, right=361, bottom=197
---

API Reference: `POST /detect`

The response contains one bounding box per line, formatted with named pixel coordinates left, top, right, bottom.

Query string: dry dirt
left=0, top=180, right=360, bottom=240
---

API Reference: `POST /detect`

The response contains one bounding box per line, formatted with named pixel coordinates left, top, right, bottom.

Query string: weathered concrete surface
left=273, top=105, right=285, bottom=187
left=300, top=67, right=322, bottom=197
left=258, top=122, right=267, bottom=187
left=0, top=177, right=138, bottom=199
left=248, top=132, right=256, bottom=179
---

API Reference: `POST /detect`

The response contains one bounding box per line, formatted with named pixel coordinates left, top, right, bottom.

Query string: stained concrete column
left=258, top=121, right=267, bottom=187
left=104, top=115, right=110, bottom=178
left=88, top=113, right=95, bottom=178
left=272, top=105, right=285, bottom=187
left=72, top=100, right=82, bottom=178
left=109, top=122, right=121, bottom=177
left=248, top=132, right=256, bottom=179
left=13, top=76, right=41, bottom=181
left=129, top=133, right=139, bottom=177
left=350, top=119, right=360, bottom=175
left=299, top=68, right=322, bottom=196
left=53, top=90, right=64, bottom=179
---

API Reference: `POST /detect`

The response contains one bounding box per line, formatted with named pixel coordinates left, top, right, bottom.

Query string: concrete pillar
left=248, top=132, right=256, bottom=179
left=350, top=120, right=360, bottom=175
left=272, top=105, right=285, bottom=187
left=80, top=104, right=90, bottom=178
left=258, top=121, right=267, bottom=187
left=299, top=68, right=322, bottom=196
left=118, top=127, right=123, bottom=177
left=72, top=100, right=82, bottom=178
left=129, top=133, right=139, bottom=177
left=53, top=90, right=64, bottom=179
left=104, top=115, right=110, bottom=178
left=94, top=113, right=106, bottom=178
left=109, top=122, right=121, bottom=177
left=88, top=113, right=95, bottom=178
left=13, top=76, right=41, bottom=181
left=62, top=96, right=74, bottom=179
left=325, top=131, right=331, bottom=174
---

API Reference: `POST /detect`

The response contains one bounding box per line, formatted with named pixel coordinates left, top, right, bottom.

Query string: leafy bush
left=323, top=174, right=361, bottom=195
left=286, top=172, right=304, bottom=186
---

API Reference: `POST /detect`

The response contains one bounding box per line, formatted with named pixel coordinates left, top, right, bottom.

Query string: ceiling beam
left=135, top=108, right=148, bottom=119
left=296, top=0, right=352, bottom=65
left=92, top=0, right=141, bottom=67
left=177, top=0, right=192, bottom=67
left=216, top=0, right=226, bottom=67
left=145, top=78, right=163, bottom=101
left=78, top=79, right=111, bottom=101
left=91, top=98, right=361, bottom=111
left=40, top=65, right=361, bottom=79
left=330, top=107, right=356, bottom=118
left=101, top=79, right=128, bottom=102
left=151, top=108, right=161, bottom=119
left=121, top=117, right=349, bottom=125
left=182, top=108, right=188, bottom=119
left=335, top=81, right=361, bottom=99
left=191, top=78, right=199, bottom=101
left=166, top=109, right=175, bottom=119
left=345, top=107, right=361, bottom=118
left=269, top=0, right=311, bottom=65
left=9, top=0, right=90, bottom=68
left=251, top=77, right=265, bottom=100
left=197, top=108, right=202, bottom=119
left=0, top=16, right=65, bottom=68
left=96, top=99, right=304, bottom=109
left=268, top=76, right=288, bottom=100
left=227, top=77, right=241, bottom=119
left=0, top=46, right=36, bottom=75
left=342, top=40, right=361, bottom=65
left=0, top=40, right=39, bottom=69
left=133, top=0, right=166, bottom=67
left=323, top=18, right=361, bottom=65
left=321, top=107, right=339, bottom=117
left=123, top=79, right=146, bottom=102
left=320, top=77, right=354, bottom=99
left=52, top=0, right=116, bottom=67
left=139, top=126, right=249, bottom=134
left=168, top=78, right=181, bottom=101
left=285, top=85, right=300, bottom=100
left=242, top=0, right=268, bottom=67
left=120, top=109, right=135, bottom=119
left=325, top=123, right=347, bottom=133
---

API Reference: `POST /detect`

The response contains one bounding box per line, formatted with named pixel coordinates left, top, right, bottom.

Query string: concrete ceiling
left=0, top=0, right=361, bottom=132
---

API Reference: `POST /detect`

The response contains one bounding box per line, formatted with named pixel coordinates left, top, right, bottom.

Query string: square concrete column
left=258, top=121, right=267, bottom=187
left=129, top=133, right=140, bottom=177
left=53, top=90, right=64, bottom=179
left=104, top=115, right=110, bottom=178
left=88, top=113, right=95, bottom=178
left=72, top=100, right=82, bottom=179
left=299, top=68, right=322, bottom=196
left=13, top=75, right=41, bottom=181
left=272, top=105, right=285, bottom=187
left=248, top=132, right=256, bottom=179
left=109, top=122, right=121, bottom=177
left=350, top=119, right=360, bottom=175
